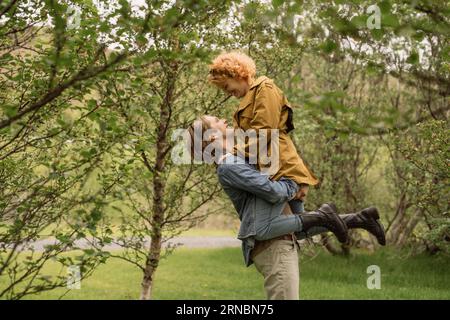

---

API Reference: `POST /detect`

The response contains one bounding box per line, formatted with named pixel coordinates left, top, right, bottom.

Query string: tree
left=1, top=0, right=154, bottom=299
left=261, top=0, right=449, bottom=251
left=86, top=1, right=234, bottom=300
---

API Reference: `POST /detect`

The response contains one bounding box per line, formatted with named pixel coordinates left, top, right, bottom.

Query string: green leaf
left=350, top=15, right=368, bottom=29
left=382, top=14, right=399, bottom=28
left=272, top=0, right=284, bottom=9
left=320, top=40, right=338, bottom=54
left=406, top=51, right=419, bottom=65
left=3, top=105, right=18, bottom=118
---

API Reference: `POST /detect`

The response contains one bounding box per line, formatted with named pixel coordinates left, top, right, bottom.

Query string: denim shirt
left=216, top=154, right=299, bottom=267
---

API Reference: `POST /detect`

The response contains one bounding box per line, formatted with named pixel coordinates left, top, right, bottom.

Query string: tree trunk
left=139, top=66, right=175, bottom=299
left=140, top=232, right=162, bottom=300
left=386, top=192, right=409, bottom=244
left=321, top=234, right=342, bottom=255
left=140, top=117, right=167, bottom=299
left=140, top=138, right=166, bottom=299
left=396, top=208, right=422, bottom=247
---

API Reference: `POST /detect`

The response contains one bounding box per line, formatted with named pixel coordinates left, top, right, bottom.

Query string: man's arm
left=217, top=161, right=298, bottom=204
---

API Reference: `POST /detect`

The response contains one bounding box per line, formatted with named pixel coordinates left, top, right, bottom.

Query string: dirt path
left=5, top=236, right=241, bottom=251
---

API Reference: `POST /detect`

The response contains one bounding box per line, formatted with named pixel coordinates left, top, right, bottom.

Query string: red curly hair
left=208, top=51, right=256, bottom=86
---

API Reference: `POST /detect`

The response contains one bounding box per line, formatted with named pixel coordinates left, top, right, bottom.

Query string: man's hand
left=294, top=184, right=309, bottom=201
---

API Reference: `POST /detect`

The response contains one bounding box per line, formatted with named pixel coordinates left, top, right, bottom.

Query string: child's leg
left=254, top=202, right=333, bottom=241
left=289, top=199, right=304, bottom=214
left=289, top=199, right=329, bottom=239
left=254, top=209, right=304, bottom=241
left=218, top=156, right=310, bottom=241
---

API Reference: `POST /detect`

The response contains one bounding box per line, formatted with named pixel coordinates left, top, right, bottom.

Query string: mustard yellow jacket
left=232, top=76, right=319, bottom=186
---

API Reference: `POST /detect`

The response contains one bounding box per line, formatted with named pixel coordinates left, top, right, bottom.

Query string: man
left=207, top=51, right=385, bottom=299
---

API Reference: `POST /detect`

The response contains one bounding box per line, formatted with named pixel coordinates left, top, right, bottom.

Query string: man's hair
left=207, top=51, right=256, bottom=86
left=186, top=116, right=213, bottom=161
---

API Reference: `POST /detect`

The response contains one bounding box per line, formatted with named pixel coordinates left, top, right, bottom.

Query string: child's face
left=220, top=77, right=250, bottom=98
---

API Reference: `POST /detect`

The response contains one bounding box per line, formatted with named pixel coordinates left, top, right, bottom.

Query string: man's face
left=204, top=115, right=228, bottom=135
left=221, top=78, right=250, bottom=98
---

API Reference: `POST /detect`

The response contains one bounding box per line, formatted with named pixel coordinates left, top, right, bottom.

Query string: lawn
left=3, top=246, right=447, bottom=300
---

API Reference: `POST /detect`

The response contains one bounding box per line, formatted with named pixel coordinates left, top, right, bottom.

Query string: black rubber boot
left=340, top=207, right=386, bottom=246
left=299, top=203, right=349, bottom=243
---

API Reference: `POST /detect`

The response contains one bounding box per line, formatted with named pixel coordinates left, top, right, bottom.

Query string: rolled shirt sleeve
left=217, top=157, right=298, bottom=204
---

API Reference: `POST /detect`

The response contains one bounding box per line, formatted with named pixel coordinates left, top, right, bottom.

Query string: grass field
left=3, top=246, right=448, bottom=300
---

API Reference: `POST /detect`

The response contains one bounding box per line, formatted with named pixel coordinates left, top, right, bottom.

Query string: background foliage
left=0, top=0, right=448, bottom=299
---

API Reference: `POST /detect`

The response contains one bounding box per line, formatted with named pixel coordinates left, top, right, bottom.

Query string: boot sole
left=361, top=207, right=386, bottom=246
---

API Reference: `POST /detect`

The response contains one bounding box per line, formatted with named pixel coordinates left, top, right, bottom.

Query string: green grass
left=174, top=228, right=236, bottom=237
left=3, top=247, right=450, bottom=300
left=30, top=227, right=236, bottom=242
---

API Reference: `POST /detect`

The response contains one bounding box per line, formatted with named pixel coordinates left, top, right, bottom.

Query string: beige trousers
left=253, top=239, right=300, bottom=300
